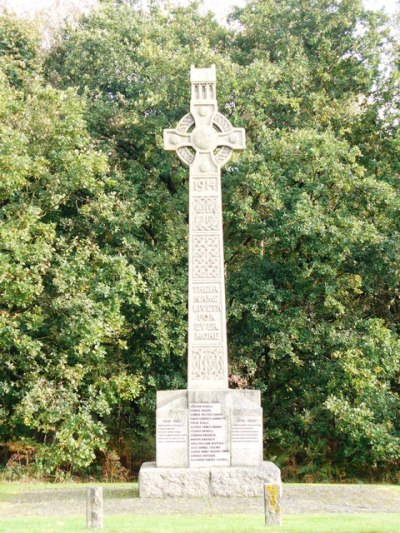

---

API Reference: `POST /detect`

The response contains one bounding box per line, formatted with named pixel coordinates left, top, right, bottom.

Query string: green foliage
left=0, top=15, right=142, bottom=476
left=0, top=15, right=40, bottom=87
left=1, top=0, right=399, bottom=480
left=224, top=0, right=400, bottom=480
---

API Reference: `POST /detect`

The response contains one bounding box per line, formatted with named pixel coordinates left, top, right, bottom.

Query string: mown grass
left=0, top=483, right=399, bottom=532
left=0, top=513, right=399, bottom=533
left=0, top=482, right=137, bottom=502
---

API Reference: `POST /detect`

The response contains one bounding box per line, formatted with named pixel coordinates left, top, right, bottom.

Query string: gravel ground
left=0, top=484, right=399, bottom=518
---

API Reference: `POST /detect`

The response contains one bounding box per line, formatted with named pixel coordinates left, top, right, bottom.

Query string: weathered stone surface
left=211, top=463, right=281, bottom=498
left=264, top=483, right=282, bottom=525
left=139, top=462, right=210, bottom=498
left=86, top=487, right=103, bottom=529
left=139, top=462, right=281, bottom=498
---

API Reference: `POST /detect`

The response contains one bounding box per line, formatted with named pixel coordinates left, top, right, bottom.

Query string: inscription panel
left=189, top=402, right=229, bottom=467
left=156, top=408, right=188, bottom=467
left=191, top=283, right=223, bottom=342
left=157, top=417, right=186, bottom=444
left=231, top=409, right=263, bottom=465
left=192, top=178, right=217, bottom=192
left=231, top=415, right=262, bottom=443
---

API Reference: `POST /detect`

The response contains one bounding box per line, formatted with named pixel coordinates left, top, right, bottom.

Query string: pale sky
left=1, top=0, right=398, bottom=21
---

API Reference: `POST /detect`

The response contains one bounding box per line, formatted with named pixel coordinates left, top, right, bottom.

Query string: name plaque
left=231, top=415, right=262, bottom=444
left=189, top=402, right=229, bottom=467
left=231, top=409, right=262, bottom=462
left=157, top=417, right=186, bottom=444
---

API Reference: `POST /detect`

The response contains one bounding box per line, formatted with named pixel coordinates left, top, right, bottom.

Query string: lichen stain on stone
left=266, top=483, right=280, bottom=512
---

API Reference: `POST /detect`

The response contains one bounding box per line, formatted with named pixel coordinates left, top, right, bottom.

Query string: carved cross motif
left=164, top=65, right=245, bottom=175
left=163, top=65, right=246, bottom=390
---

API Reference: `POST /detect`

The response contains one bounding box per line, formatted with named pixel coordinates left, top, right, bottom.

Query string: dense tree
left=0, top=15, right=143, bottom=477
left=1, top=0, right=399, bottom=480
left=226, top=0, right=400, bottom=480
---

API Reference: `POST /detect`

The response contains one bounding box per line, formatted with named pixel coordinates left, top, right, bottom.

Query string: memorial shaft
left=164, top=65, right=245, bottom=390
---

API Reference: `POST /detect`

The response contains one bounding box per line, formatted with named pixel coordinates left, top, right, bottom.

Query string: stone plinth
left=138, top=387, right=282, bottom=498
left=139, top=461, right=281, bottom=498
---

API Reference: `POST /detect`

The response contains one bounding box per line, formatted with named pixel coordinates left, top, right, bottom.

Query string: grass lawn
left=0, top=482, right=136, bottom=502
left=0, top=482, right=399, bottom=532
left=0, top=513, right=399, bottom=533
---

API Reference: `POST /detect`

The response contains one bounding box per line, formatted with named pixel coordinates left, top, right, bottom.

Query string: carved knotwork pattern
left=213, top=112, right=234, bottom=167
left=215, top=146, right=233, bottom=165
left=193, top=197, right=217, bottom=214
left=177, top=113, right=194, bottom=132
left=192, top=197, right=218, bottom=231
left=192, top=236, right=220, bottom=278
left=191, top=346, right=224, bottom=379
left=213, top=112, right=231, bottom=132
left=193, top=215, right=218, bottom=231
left=172, top=111, right=237, bottom=168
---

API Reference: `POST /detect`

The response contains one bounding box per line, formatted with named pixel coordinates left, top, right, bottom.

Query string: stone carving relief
left=191, top=347, right=225, bottom=380
left=192, top=178, right=217, bottom=192
left=192, top=197, right=218, bottom=232
left=192, top=236, right=220, bottom=279
left=176, top=113, right=195, bottom=166
left=163, top=65, right=246, bottom=390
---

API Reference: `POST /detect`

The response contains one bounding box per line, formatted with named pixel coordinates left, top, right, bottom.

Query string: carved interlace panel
left=193, top=197, right=217, bottom=214
left=192, top=197, right=218, bottom=232
left=213, top=113, right=231, bottom=132
left=213, top=113, right=233, bottom=166
left=193, top=215, right=218, bottom=231
left=192, top=236, right=220, bottom=278
left=191, top=346, right=224, bottom=379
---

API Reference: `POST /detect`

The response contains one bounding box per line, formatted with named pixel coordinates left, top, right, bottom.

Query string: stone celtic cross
left=164, top=65, right=246, bottom=390
left=140, top=65, right=280, bottom=495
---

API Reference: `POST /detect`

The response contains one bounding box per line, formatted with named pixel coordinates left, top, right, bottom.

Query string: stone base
left=139, top=461, right=281, bottom=498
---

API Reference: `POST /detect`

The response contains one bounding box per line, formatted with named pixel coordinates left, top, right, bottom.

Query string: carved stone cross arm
left=163, top=65, right=246, bottom=391
left=164, top=64, right=245, bottom=176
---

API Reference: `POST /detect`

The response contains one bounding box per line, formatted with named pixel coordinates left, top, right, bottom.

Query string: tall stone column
left=164, top=65, right=245, bottom=390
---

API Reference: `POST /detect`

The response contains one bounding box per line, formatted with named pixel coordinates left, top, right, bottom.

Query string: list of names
left=189, top=402, right=229, bottom=467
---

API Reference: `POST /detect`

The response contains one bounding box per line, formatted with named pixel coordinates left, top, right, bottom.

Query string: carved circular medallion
left=191, top=126, right=217, bottom=151
left=229, top=133, right=238, bottom=144
left=198, top=106, right=208, bottom=117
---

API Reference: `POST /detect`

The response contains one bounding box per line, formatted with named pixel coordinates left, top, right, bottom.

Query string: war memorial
left=139, top=65, right=282, bottom=498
